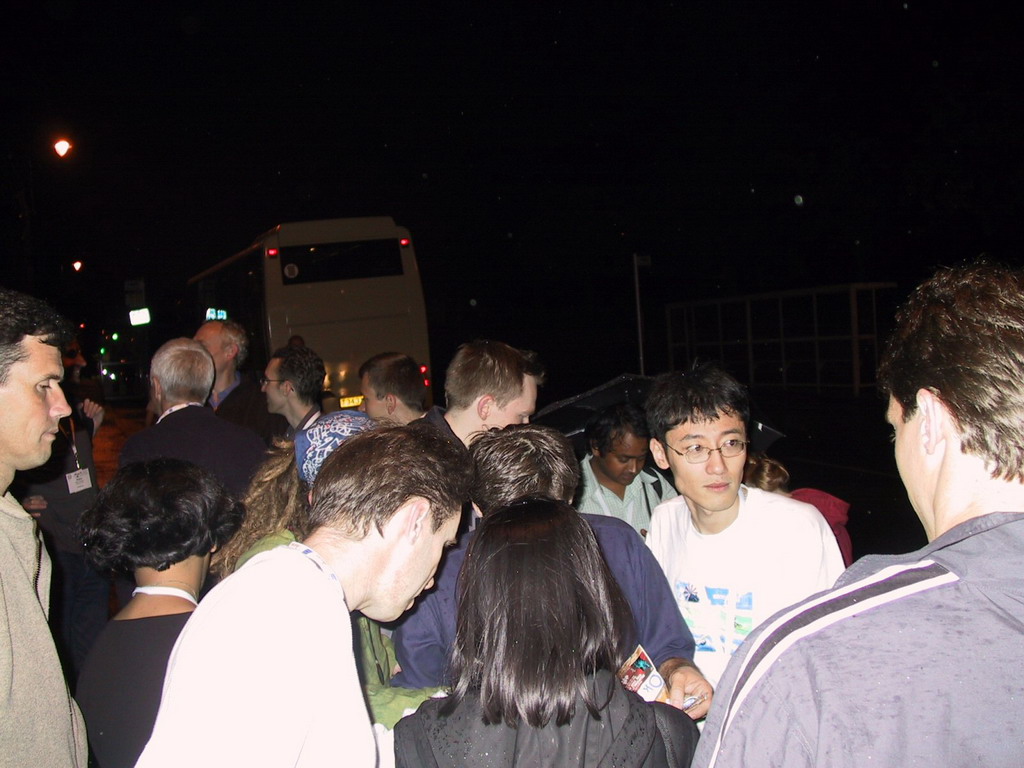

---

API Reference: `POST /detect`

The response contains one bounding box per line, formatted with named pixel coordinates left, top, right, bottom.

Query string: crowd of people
left=1, top=259, right=1022, bottom=767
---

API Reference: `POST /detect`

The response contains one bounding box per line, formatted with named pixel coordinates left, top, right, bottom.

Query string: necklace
left=132, top=584, right=199, bottom=606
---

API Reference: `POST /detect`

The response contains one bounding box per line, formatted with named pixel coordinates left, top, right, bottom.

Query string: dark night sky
left=5, top=1, right=1023, bottom=400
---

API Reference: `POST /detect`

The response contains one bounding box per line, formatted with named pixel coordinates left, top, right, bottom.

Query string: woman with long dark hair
left=394, top=497, right=697, bottom=767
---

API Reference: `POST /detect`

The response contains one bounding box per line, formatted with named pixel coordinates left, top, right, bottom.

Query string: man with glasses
left=261, top=345, right=326, bottom=438
left=645, top=363, right=843, bottom=688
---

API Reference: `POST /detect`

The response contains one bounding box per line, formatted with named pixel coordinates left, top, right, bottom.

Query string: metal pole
left=633, top=253, right=646, bottom=376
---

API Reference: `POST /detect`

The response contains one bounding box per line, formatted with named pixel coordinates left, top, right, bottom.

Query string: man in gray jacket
left=0, top=287, right=88, bottom=767
left=693, top=261, right=1024, bottom=768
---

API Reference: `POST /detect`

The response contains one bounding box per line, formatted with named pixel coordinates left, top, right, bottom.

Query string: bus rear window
left=276, top=238, right=404, bottom=284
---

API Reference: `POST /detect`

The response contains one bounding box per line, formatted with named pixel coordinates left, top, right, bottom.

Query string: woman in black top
left=76, top=459, right=243, bottom=768
left=394, top=497, right=698, bottom=768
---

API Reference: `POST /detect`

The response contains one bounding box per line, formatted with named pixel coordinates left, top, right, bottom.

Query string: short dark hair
left=585, top=403, right=651, bottom=455
left=645, top=362, right=750, bottom=444
left=79, top=458, right=244, bottom=574
left=446, top=497, right=634, bottom=727
left=469, top=424, right=580, bottom=515
left=358, top=352, right=427, bottom=412
left=0, top=287, right=73, bottom=385
left=309, top=422, right=472, bottom=537
left=444, top=340, right=546, bottom=411
left=271, top=345, right=326, bottom=406
left=878, top=261, right=1024, bottom=482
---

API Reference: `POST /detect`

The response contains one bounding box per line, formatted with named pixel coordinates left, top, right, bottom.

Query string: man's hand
left=82, top=398, right=105, bottom=432
left=659, top=658, right=713, bottom=720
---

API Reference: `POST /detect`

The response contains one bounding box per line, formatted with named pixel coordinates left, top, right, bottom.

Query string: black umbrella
left=533, top=374, right=653, bottom=439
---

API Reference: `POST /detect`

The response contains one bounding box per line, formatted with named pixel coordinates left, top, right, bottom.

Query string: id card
left=65, top=468, right=92, bottom=494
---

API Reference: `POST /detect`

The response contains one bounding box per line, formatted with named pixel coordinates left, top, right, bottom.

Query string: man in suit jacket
left=120, top=338, right=266, bottom=497
left=194, top=320, right=287, bottom=447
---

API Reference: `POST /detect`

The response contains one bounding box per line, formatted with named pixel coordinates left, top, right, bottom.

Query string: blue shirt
left=391, top=513, right=696, bottom=689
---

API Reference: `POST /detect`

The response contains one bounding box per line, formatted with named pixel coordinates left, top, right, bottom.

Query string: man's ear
left=590, top=439, right=602, bottom=457
left=650, top=438, right=670, bottom=471
left=476, top=394, right=494, bottom=422
left=385, top=393, right=398, bottom=415
left=225, top=342, right=239, bottom=363
left=151, top=375, right=164, bottom=402
left=915, top=388, right=949, bottom=455
left=390, top=496, right=432, bottom=544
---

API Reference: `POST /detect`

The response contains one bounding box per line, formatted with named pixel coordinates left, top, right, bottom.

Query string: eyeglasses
left=665, top=438, right=748, bottom=464
left=259, top=376, right=286, bottom=386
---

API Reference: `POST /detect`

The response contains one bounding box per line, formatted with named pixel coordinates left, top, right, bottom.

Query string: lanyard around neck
left=132, top=585, right=198, bottom=606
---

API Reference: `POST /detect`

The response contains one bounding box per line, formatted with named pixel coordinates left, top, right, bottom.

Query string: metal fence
left=666, top=283, right=898, bottom=395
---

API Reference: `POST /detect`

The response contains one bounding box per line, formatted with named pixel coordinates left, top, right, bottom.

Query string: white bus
left=189, top=216, right=431, bottom=407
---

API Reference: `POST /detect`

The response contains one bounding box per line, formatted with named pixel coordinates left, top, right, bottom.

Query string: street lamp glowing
left=54, top=139, right=72, bottom=158
left=72, top=260, right=83, bottom=272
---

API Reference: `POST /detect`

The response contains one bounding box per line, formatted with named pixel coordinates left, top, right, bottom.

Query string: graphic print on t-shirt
left=675, top=581, right=754, bottom=664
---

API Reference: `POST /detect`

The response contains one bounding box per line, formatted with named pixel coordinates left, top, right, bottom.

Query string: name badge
left=66, top=468, right=92, bottom=494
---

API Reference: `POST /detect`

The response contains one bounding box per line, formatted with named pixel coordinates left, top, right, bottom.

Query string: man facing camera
left=645, top=363, right=844, bottom=688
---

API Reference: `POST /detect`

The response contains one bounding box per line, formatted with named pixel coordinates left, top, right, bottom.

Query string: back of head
left=878, top=260, right=1024, bottom=482
left=359, top=352, right=427, bottom=412
left=271, top=345, right=326, bottom=406
left=469, top=423, right=580, bottom=514
left=646, top=362, right=750, bottom=443
left=0, top=287, right=73, bottom=385
left=80, top=458, right=244, bottom=574
left=309, top=421, right=472, bottom=538
left=151, top=338, right=216, bottom=405
left=444, top=340, right=546, bottom=411
left=585, top=402, right=651, bottom=454
left=744, top=453, right=791, bottom=493
left=449, top=497, right=633, bottom=728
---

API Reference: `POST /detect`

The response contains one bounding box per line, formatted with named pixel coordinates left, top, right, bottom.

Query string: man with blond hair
left=425, top=340, right=545, bottom=448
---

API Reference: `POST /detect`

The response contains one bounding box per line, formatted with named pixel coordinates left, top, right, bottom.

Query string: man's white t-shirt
left=647, top=486, right=845, bottom=686
left=136, top=543, right=377, bottom=768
